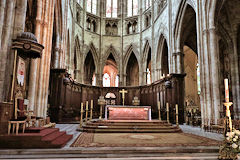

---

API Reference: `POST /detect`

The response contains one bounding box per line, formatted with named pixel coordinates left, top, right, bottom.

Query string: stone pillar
left=209, top=27, right=220, bottom=123
left=202, top=29, right=212, bottom=125
left=0, top=0, right=14, bottom=102
left=175, top=52, right=184, bottom=74
left=231, top=33, right=240, bottom=118
left=28, top=0, right=43, bottom=113
left=0, top=0, right=6, bottom=49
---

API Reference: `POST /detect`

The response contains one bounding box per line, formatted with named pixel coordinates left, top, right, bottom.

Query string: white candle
left=91, top=100, right=93, bottom=109
left=81, top=103, right=83, bottom=112
left=158, top=101, right=160, bottom=110
left=224, top=79, right=229, bottom=102
left=176, top=104, right=178, bottom=114
left=166, top=103, right=169, bottom=112
left=86, top=101, right=88, bottom=110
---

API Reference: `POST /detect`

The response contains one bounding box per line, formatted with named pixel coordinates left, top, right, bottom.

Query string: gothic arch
left=156, top=34, right=169, bottom=79
left=83, top=43, right=99, bottom=68
left=123, top=44, right=140, bottom=75
left=101, top=45, right=120, bottom=73
left=173, top=0, right=197, bottom=52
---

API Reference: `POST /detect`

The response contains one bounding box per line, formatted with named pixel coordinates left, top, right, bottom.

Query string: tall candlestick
left=86, top=101, right=88, bottom=110
left=166, top=103, right=169, bottom=123
left=158, top=101, right=161, bottom=121
left=81, top=103, right=83, bottom=112
left=224, top=79, right=229, bottom=102
left=158, top=101, right=160, bottom=110
left=176, top=104, right=178, bottom=115
left=90, top=100, right=93, bottom=121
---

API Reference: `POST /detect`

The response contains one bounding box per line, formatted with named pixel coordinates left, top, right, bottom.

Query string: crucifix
left=119, top=89, right=128, bottom=106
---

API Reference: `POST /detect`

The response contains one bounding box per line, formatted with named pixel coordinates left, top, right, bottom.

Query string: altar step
left=0, top=127, right=73, bottom=149
left=81, top=120, right=182, bottom=133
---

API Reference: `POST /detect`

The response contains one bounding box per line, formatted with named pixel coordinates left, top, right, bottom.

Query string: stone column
left=209, top=27, right=220, bottom=123
left=28, top=0, right=43, bottom=113
left=0, top=0, right=6, bottom=49
left=176, top=52, right=184, bottom=74
left=231, top=33, right=240, bottom=118
left=0, top=0, right=15, bottom=102
left=202, top=29, right=212, bottom=125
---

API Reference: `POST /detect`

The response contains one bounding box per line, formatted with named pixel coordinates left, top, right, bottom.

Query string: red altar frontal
left=105, top=105, right=152, bottom=120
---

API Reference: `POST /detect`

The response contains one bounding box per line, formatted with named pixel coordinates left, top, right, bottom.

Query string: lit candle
left=158, top=101, right=160, bottom=110
left=81, top=103, right=83, bottom=112
left=166, top=103, right=169, bottom=112
left=224, top=79, right=229, bottom=102
left=86, top=101, right=88, bottom=110
left=91, top=100, right=93, bottom=109
left=176, top=104, right=178, bottom=115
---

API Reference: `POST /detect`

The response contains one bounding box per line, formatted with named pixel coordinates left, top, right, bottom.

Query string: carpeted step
left=51, top=134, right=73, bottom=147
left=41, top=131, right=66, bottom=142
left=25, top=127, right=46, bottom=133
left=38, top=128, right=59, bottom=137
left=82, top=128, right=182, bottom=133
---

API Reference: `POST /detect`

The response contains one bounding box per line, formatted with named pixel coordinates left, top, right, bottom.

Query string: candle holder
left=158, top=101, right=161, bottom=121
left=90, top=100, right=93, bottom=121
left=85, top=101, right=89, bottom=122
left=80, top=103, right=84, bottom=128
left=166, top=103, right=170, bottom=124
left=98, top=96, right=106, bottom=120
left=223, top=101, right=233, bottom=134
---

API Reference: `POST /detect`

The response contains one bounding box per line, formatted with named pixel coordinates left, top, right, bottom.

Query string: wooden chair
left=8, top=99, right=27, bottom=135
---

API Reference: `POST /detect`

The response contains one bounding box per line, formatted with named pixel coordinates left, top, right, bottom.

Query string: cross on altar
left=119, top=89, right=128, bottom=106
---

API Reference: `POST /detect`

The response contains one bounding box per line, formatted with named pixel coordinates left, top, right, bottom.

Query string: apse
left=103, top=53, right=118, bottom=87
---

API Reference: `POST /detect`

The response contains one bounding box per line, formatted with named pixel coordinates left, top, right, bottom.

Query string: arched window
left=145, top=0, right=151, bottom=10
left=106, top=0, right=118, bottom=18
left=127, top=0, right=138, bottom=17
left=115, top=75, right=119, bottom=87
left=87, top=0, right=97, bottom=14
left=103, top=73, right=111, bottom=87
left=147, top=68, right=151, bottom=85
left=92, top=73, right=96, bottom=86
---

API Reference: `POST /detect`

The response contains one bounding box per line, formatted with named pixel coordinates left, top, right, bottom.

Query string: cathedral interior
left=0, top=0, right=240, bottom=159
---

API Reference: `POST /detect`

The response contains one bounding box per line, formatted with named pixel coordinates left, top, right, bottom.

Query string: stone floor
left=56, top=123, right=224, bottom=148
left=0, top=123, right=225, bottom=160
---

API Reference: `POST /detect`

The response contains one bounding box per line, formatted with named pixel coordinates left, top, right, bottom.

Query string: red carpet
left=0, top=127, right=72, bottom=149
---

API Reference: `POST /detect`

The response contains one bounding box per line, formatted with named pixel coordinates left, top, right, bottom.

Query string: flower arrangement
left=219, top=128, right=240, bottom=160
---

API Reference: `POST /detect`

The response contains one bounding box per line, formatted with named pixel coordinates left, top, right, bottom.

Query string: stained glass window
left=87, top=0, right=97, bottom=14
left=128, top=0, right=138, bottom=17
left=106, top=0, right=118, bottom=18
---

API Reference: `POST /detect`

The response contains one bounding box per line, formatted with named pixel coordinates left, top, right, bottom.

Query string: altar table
left=105, top=105, right=151, bottom=120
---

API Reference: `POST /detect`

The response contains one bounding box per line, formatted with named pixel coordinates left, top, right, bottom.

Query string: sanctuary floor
left=0, top=123, right=225, bottom=160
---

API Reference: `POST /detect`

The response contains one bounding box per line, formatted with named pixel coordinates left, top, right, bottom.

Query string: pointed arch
left=126, top=52, right=139, bottom=86
left=173, top=0, right=196, bottom=52
left=123, top=44, right=140, bottom=74
left=83, top=43, right=99, bottom=68
left=101, top=45, right=120, bottom=72
left=156, top=34, right=169, bottom=79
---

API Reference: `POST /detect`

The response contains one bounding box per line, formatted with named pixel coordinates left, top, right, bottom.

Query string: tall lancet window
left=87, top=0, right=97, bottom=14
left=106, top=0, right=118, bottom=17
left=147, top=68, right=151, bottom=85
left=127, top=0, right=138, bottom=17
left=103, top=73, right=111, bottom=87
left=145, top=0, right=151, bottom=9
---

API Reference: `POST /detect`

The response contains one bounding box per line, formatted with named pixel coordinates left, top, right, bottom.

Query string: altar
left=105, top=105, right=151, bottom=120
